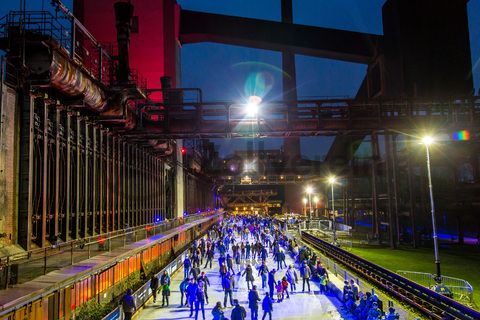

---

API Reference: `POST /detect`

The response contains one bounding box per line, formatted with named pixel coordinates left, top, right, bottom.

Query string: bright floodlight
left=328, top=176, right=337, bottom=184
left=245, top=95, right=262, bottom=116
left=305, top=186, right=314, bottom=194
left=422, top=136, right=435, bottom=146
left=313, top=196, right=319, bottom=203
left=302, top=198, right=308, bottom=204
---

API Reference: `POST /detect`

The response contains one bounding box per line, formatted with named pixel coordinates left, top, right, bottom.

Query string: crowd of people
left=123, top=215, right=402, bottom=320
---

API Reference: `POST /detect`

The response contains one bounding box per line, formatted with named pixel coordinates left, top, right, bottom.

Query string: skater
left=268, top=269, right=276, bottom=300
left=150, top=274, right=159, bottom=303
left=162, top=282, right=170, bottom=307
left=248, top=285, right=261, bottom=320
left=121, top=288, right=136, bottom=320
left=261, top=293, right=273, bottom=320
left=242, top=264, right=255, bottom=290
left=301, top=261, right=311, bottom=292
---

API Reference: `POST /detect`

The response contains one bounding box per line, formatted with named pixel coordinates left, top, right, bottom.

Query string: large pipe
left=114, top=1, right=134, bottom=84
left=50, top=51, right=107, bottom=110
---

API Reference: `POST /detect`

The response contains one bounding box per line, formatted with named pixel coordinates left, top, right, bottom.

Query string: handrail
left=0, top=210, right=221, bottom=265
left=301, top=231, right=480, bottom=320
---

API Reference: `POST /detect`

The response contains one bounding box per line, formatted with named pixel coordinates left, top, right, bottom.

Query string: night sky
left=1, top=0, right=479, bottom=158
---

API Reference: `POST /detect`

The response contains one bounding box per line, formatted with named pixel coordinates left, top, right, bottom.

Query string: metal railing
left=397, top=270, right=474, bottom=304
left=102, top=243, right=190, bottom=320
left=0, top=210, right=222, bottom=287
left=301, top=231, right=480, bottom=320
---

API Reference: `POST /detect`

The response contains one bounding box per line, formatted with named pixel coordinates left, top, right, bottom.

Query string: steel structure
left=125, top=98, right=480, bottom=139
left=0, top=7, right=216, bottom=252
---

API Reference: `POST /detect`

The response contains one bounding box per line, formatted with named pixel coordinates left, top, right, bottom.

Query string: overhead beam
left=180, top=10, right=381, bottom=64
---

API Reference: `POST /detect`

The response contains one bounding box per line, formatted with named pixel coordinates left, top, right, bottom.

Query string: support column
left=384, top=132, right=397, bottom=248
left=75, top=114, right=81, bottom=239
left=84, top=122, right=90, bottom=237
left=391, top=135, right=400, bottom=244
left=371, top=132, right=380, bottom=237
left=92, top=125, right=97, bottom=235
left=65, top=113, right=72, bottom=241
left=406, top=138, right=417, bottom=248
left=41, top=100, right=49, bottom=247
left=175, top=140, right=185, bottom=218
left=281, top=0, right=302, bottom=215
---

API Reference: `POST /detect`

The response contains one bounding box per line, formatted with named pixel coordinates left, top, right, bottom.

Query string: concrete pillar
left=0, top=78, right=18, bottom=246
left=175, top=139, right=185, bottom=218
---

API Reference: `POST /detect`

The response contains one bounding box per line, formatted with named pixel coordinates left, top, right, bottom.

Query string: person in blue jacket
left=184, top=256, right=192, bottom=279
left=261, top=292, right=273, bottom=320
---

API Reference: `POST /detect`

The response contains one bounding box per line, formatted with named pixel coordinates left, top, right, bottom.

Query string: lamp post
left=328, top=176, right=337, bottom=244
left=421, top=136, right=441, bottom=282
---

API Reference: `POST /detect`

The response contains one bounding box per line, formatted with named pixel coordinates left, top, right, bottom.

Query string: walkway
left=138, top=231, right=350, bottom=320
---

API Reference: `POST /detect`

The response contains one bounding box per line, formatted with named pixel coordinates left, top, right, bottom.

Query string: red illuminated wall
left=74, top=0, right=180, bottom=96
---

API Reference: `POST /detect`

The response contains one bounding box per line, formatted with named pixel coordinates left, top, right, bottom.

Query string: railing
left=0, top=210, right=222, bottom=288
left=102, top=243, right=190, bottom=320
left=0, top=10, right=148, bottom=91
left=135, top=97, right=480, bottom=138
left=397, top=270, right=474, bottom=304
left=301, top=231, right=480, bottom=320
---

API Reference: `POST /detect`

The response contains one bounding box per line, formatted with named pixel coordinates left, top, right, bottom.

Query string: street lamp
left=305, top=186, right=314, bottom=220
left=421, top=135, right=441, bottom=282
left=328, top=176, right=337, bottom=244
left=245, top=95, right=262, bottom=117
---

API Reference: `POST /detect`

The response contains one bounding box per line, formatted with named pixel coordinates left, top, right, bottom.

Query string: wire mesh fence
left=396, top=270, right=474, bottom=304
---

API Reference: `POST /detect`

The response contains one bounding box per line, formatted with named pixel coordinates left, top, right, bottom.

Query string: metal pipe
left=114, top=1, right=134, bottom=83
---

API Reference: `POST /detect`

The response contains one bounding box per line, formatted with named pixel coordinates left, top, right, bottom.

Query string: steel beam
left=180, top=10, right=379, bottom=64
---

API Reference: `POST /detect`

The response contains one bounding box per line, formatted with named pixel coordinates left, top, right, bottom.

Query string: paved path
left=138, top=234, right=350, bottom=320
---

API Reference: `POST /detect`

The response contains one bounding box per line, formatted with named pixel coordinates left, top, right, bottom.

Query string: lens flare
left=244, top=72, right=274, bottom=99
left=453, top=130, right=470, bottom=141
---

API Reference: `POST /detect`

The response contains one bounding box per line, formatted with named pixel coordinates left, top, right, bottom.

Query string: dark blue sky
left=1, top=0, right=479, bottom=158
left=177, top=0, right=480, bottom=157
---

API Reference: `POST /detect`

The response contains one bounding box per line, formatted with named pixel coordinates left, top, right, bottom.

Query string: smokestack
left=114, top=1, right=134, bottom=83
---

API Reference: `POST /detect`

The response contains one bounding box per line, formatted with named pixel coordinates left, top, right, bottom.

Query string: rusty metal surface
left=50, top=51, right=107, bottom=111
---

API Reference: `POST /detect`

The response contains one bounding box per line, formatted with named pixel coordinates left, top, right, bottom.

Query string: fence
left=289, top=230, right=407, bottom=318
left=102, top=233, right=200, bottom=320
left=0, top=211, right=221, bottom=287
left=397, top=270, right=474, bottom=304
